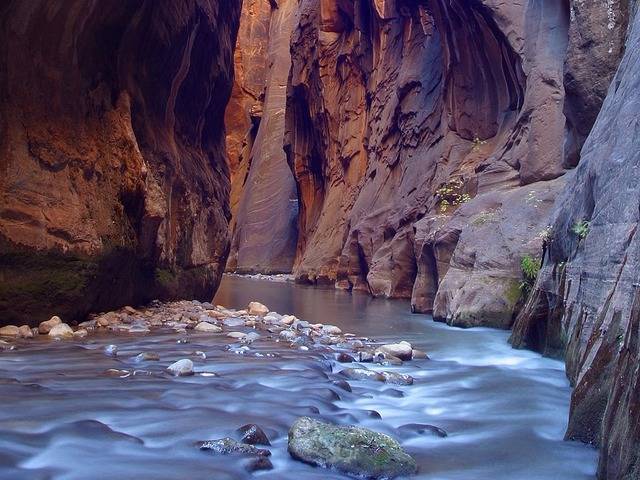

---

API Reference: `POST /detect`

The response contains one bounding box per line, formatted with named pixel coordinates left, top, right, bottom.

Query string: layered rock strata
left=0, top=0, right=241, bottom=326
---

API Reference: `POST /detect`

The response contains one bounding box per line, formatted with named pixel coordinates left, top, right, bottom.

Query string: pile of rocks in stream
left=1, top=299, right=436, bottom=478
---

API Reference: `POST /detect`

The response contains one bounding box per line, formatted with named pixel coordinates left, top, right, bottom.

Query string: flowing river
left=0, top=276, right=598, bottom=479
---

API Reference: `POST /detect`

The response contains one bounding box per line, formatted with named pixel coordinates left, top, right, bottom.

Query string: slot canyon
left=0, top=1, right=638, bottom=479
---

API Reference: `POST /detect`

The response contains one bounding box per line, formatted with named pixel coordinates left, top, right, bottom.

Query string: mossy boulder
left=288, top=417, right=417, bottom=479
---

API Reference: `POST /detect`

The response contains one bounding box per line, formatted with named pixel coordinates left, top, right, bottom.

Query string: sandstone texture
left=225, top=0, right=299, bottom=274
left=511, top=6, right=640, bottom=479
left=0, top=0, right=241, bottom=326
left=274, top=0, right=627, bottom=329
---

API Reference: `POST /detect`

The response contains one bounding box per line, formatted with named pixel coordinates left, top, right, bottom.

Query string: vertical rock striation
left=282, top=0, right=625, bottom=329
left=511, top=5, right=640, bottom=478
left=226, top=0, right=299, bottom=274
left=0, top=0, right=241, bottom=326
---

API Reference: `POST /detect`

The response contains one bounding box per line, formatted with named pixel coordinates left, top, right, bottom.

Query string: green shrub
left=520, top=254, right=541, bottom=297
left=572, top=220, right=590, bottom=239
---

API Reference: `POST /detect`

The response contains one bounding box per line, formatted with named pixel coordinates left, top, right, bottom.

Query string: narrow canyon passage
left=1, top=0, right=639, bottom=479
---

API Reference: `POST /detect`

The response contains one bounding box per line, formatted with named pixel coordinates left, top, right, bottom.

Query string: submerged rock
left=135, top=352, right=160, bottom=362
left=104, top=344, right=118, bottom=357
left=288, top=417, right=417, bottom=479
left=194, top=322, right=222, bottom=333
left=166, top=359, right=194, bottom=377
left=236, top=424, right=271, bottom=446
left=197, top=437, right=271, bottom=457
left=397, top=423, right=447, bottom=438
left=244, top=456, right=274, bottom=472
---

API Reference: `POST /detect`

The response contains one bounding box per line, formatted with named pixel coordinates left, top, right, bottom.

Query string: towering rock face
left=0, top=0, right=241, bottom=326
left=225, top=0, right=299, bottom=274
left=512, top=6, right=639, bottom=479
left=282, top=0, right=626, bottom=329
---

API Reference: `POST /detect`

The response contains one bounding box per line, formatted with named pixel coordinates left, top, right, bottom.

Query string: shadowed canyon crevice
left=0, top=0, right=242, bottom=326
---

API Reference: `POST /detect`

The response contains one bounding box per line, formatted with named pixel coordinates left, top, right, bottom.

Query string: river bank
left=0, top=276, right=598, bottom=479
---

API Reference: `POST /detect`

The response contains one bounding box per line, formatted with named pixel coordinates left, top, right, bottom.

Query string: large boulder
left=288, top=417, right=417, bottom=479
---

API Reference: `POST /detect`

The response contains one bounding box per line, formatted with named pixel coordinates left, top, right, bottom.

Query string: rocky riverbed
left=0, top=277, right=599, bottom=479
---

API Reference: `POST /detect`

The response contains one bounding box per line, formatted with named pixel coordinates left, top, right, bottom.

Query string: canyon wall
left=0, top=0, right=241, bottom=326
left=275, top=0, right=625, bottom=328
left=511, top=5, right=639, bottom=479
left=226, top=0, right=299, bottom=274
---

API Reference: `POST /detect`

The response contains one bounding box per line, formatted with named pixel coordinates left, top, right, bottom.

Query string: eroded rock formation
left=0, top=0, right=241, bottom=326
left=225, top=0, right=299, bottom=274
left=511, top=5, right=639, bottom=478
left=280, top=0, right=627, bottom=329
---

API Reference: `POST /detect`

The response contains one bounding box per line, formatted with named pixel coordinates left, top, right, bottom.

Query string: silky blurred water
left=0, top=275, right=598, bottom=479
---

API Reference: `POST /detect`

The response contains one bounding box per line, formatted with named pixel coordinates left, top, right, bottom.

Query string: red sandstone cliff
left=0, top=0, right=241, bottom=326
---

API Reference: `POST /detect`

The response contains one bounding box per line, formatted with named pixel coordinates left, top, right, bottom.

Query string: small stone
left=337, top=352, right=355, bottom=363
left=135, top=352, right=160, bottom=362
left=193, top=351, right=207, bottom=359
left=381, top=372, right=414, bottom=386
left=236, top=424, right=271, bottom=446
left=397, top=423, right=447, bottom=438
left=247, top=302, right=269, bottom=316
left=281, top=315, right=296, bottom=325
left=358, top=351, right=374, bottom=363
left=223, top=317, right=245, bottom=327
left=48, top=323, right=74, bottom=338
left=0, top=325, right=20, bottom=337
left=227, top=332, right=247, bottom=340
left=242, top=332, right=261, bottom=344
left=280, top=330, right=297, bottom=341
left=340, top=368, right=385, bottom=382
left=197, top=437, right=271, bottom=457
left=104, top=344, right=118, bottom=357
left=104, top=368, right=130, bottom=377
left=375, top=341, right=413, bottom=361
left=411, top=349, right=429, bottom=360
left=167, top=359, right=194, bottom=376
left=39, top=316, right=62, bottom=334
left=18, top=325, right=34, bottom=338
left=124, top=306, right=137, bottom=314
left=194, top=322, right=222, bottom=333
left=73, top=329, right=88, bottom=338
left=332, top=380, right=352, bottom=392
left=244, top=456, right=273, bottom=472
left=322, top=325, right=342, bottom=335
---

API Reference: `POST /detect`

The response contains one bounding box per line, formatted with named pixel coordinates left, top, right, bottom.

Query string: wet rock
left=227, top=332, right=247, bottom=340
left=39, top=316, right=62, bottom=334
left=223, top=317, right=245, bottom=327
left=280, top=330, right=297, bottom=341
left=337, top=352, right=355, bottom=363
left=73, top=329, right=88, bottom=338
left=242, top=332, right=261, bottom=344
left=0, top=325, right=19, bottom=337
left=340, top=368, right=384, bottom=382
left=332, top=380, right=352, bottom=392
left=375, top=342, right=413, bottom=361
left=381, top=372, right=414, bottom=386
left=244, top=456, right=273, bottom=472
left=247, top=302, right=269, bottom=316
left=374, top=352, right=403, bottom=366
left=166, top=359, right=194, bottom=377
left=104, top=369, right=130, bottom=378
left=288, top=417, right=417, bottom=479
left=236, top=424, right=271, bottom=446
left=104, top=345, right=118, bottom=357
left=197, top=437, right=271, bottom=457
left=194, top=322, right=222, bottom=333
left=358, top=351, right=374, bottom=363
left=193, top=351, right=207, bottom=360
left=397, top=423, right=447, bottom=438
left=135, top=352, right=160, bottom=362
left=322, top=325, right=342, bottom=335
left=18, top=325, right=34, bottom=338
left=48, top=323, right=74, bottom=338
left=411, top=349, right=429, bottom=360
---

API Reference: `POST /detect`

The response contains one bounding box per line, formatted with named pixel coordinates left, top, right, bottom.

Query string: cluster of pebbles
left=0, top=301, right=428, bottom=385
left=0, top=299, right=433, bottom=478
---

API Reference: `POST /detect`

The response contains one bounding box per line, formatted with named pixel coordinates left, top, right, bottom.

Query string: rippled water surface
left=0, top=276, right=598, bottom=479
